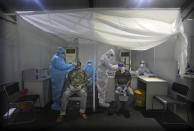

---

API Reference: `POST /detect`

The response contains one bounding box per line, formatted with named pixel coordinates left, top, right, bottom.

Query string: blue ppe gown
left=83, top=60, right=96, bottom=92
left=49, top=47, right=72, bottom=110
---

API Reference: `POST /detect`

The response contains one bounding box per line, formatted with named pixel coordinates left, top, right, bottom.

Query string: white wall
left=131, top=19, right=194, bottom=102
left=79, top=41, right=119, bottom=67
left=132, top=36, right=177, bottom=83
left=1, top=15, right=119, bottom=85
left=0, top=16, right=78, bottom=85
left=131, top=19, right=194, bottom=83
left=0, top=18, right=20, bottom=83
left=184, top=19, right=194, bottom=69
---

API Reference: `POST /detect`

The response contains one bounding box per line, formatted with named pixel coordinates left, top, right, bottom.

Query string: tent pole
left=154, top=47, right=155, bottom=64
left=93, top=42, right=96, bottom=112
left=130, top=50, right=131, bottom=71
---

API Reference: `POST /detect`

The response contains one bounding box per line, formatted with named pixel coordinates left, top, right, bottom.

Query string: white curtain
left=17, top=8, right=188, bottom=75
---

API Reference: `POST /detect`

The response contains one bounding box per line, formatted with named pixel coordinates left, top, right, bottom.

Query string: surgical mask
left=108, top=56, right=114, bottom=62
left=121, top=67, right=126, bottom=73
left=59, top=53, right=65, bottom=58
left=88, top=63, right=92, bottom=66
left=110, top=54, right=114, bottom=57
left=140, top=64, right=144, bottom=68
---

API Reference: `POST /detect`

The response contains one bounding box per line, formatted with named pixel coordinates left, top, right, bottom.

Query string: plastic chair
left=2, top=82, right=40, bottom=125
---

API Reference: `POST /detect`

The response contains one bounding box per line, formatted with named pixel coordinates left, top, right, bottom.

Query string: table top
left=138, top=76, right=167, bottom=82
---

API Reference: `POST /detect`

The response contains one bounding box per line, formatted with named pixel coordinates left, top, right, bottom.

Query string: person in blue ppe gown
left=49, top=47, right=73, bottom=110
left=82, top=60, right=97, bottom=108
left=83, top=60, right=95, bottom=92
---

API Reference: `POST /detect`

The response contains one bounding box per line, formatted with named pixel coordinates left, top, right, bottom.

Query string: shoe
left=107, top=108, right=114, bottom=115
left=56, top=115, right=64, bottom=123
left=80, top=113, right=88, bottom=120
left=108, top=102, right=115, bottom=115
left=51, top=103, right=61, bottom=111
left=116, top=112, right=120, bottom=116
left=123, top=111, right=130, bottom=118
left=99, top=102, right=110, bottom=108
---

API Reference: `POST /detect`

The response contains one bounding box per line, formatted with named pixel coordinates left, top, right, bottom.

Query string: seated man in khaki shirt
left=56, top=60, right=88, bottom=123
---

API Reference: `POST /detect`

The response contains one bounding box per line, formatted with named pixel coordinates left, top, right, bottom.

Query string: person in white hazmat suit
left=137, top=60, right=150, bottom=75
left=97, top=49, right=119, bottom=108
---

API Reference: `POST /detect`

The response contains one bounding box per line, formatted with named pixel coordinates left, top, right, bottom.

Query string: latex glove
left=118, top=62, right=122, bottom=67
left=112, top=65, right=118, bottom=70
left=116, top=86, right=121, bottom=91
left=139, top=73, right=144, bottom=76
left=72, top=62, right=77, bottom=67
left=124, top=86, right=128, bottom=92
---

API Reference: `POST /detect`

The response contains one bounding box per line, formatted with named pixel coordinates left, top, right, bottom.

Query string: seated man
left=56, top=60, right=88, bottom=122
left=114, top=62, right=133, bottom=118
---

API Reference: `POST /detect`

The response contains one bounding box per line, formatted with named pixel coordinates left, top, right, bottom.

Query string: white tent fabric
left=17, top=8, right=188, bottom=75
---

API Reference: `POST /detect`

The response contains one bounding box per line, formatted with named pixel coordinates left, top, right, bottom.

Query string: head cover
left=56, top=46, right=65, bottom=58
left=56, top=47, right=65, bottom=54
left=87, top=60, right=93, bottom=64
left=140, top=60, right=145, bottom=64
left=106, top=49, right=115, bottom=57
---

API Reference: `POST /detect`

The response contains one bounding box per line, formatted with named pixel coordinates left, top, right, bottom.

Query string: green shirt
left=67, top=68, right=88, bottom=89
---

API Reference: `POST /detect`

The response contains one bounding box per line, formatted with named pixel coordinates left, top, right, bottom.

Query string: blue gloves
left=139, top=73, right=144, bottom=76
left=118, top=62, right=123, bottom=67
left=124, top=86, right=128, bottom=92
left=116, top=86, right=121, bottom=91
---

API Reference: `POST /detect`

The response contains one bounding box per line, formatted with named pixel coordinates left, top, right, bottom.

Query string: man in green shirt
left=56, top=61, right=88, bottom=122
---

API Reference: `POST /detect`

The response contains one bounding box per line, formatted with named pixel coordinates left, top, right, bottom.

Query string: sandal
left=56, top=115, right=64, bottom=123
left=80, top=113, right=88, bottom=120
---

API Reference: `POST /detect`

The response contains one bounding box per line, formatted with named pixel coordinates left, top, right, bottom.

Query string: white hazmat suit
left=137, top=60, right=149, bottom=74
left=97, top=49, right=118, bottom=108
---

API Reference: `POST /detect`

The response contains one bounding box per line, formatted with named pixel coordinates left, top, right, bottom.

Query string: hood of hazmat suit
left=137, top=60, right=149, bottom=74
left=49, top=46, right=72, bottom=110
left=97, top=49, right=118, bottom=108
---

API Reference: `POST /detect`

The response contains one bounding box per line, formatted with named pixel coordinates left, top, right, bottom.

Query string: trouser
left=114, top=87, right=134, bottom=112
left=60, top=87, right=87, bottom=116
left=51, top=77, right=65, bottom=110
left=114, top=93, right=129, bottom=112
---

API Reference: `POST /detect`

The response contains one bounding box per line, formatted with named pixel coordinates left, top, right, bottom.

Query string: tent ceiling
left=18, top=9, right=186, bottom=50
left=17, top=8, right=188, bottom=75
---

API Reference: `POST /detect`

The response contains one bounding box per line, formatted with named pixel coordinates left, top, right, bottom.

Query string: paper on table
left=3, top=108, right=16, bottom=119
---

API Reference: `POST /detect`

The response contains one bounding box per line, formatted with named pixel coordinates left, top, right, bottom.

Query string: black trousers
left=114, top=93, right=129, bottom=112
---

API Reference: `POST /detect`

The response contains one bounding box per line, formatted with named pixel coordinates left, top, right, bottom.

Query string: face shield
left=140, top=60, right=145, bottom=67
left=140, top=60, right=145, bottom=64
left=106, top=49, right=116, bottom=62
left=60, top=52, right=65, bottom=58
left=87, top=60, right=93, bottom=66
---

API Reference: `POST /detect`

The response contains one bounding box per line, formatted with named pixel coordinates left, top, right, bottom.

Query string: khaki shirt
left=66, top=68, right=88, bottom=90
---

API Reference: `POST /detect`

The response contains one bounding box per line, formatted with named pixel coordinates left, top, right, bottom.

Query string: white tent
left=17, top=8, right=188, bottom=76
left=15, top=8, right=189, bottom=112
